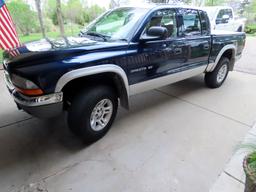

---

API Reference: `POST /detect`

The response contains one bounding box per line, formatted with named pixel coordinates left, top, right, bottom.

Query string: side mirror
left=222, top=15, right=230, bottom=20
left=216, top=14, right=230, bottom=25
left=222, top=15, right=230, bottom=24
left=140, top=26, right=168, bottom=42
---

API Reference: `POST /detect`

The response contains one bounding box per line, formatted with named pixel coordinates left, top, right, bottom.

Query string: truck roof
left=118, top=3, right=207, bottom=12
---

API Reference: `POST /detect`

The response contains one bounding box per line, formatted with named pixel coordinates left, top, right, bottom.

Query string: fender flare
left=206, top=44, right=236, bottom=72
left=55, top=65, right=130, bottom=109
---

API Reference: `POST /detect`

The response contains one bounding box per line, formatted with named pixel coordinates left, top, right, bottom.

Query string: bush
left=245, top=24, right=256, bottom=34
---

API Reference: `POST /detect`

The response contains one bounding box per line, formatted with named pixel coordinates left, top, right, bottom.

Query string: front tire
left=68, top=85, right=118, bottom=144
left=205, top=57, right=230, bottom=88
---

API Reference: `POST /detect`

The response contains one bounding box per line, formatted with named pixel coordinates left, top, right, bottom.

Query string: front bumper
left=12, top=91, right=64, bottom=118
left=3, top=67, right=64, bottom=118
left=12, top=90, right=64, bottom=118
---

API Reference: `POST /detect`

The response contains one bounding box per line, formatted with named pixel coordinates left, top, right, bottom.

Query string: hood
left=5, top=36, right=126, bottom=60
left=4, top=36, right=128, bottom=69
left=25, top=36, right=97, bottom=52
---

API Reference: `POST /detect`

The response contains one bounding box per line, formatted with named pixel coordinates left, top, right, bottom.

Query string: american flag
left=0, top=0, right=20, bottom=56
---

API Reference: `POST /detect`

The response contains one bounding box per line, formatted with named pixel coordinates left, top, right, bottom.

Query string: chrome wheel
left=217, top=64, right=228, bottom=83
left=90, top=99, right=113, bottom=131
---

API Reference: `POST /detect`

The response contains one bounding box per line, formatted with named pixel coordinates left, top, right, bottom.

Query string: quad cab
left=3, top=5, right=246, bottom=143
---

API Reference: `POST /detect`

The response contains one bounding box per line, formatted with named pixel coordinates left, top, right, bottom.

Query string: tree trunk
left=35, top=0, right=46, bottom=39
left=56, top=0, right=65, bottom=38
left=110, top=0, right=119, bottom=9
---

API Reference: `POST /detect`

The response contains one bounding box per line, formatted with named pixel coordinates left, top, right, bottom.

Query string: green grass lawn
left=0, top=25, right=82, bottom=64
left=247, top=33, right=256, bottom=37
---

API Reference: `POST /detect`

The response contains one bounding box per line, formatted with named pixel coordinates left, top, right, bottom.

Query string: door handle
left=174, top=48, right=182, bottom=55
left=162, top=43, right=167, bottom=48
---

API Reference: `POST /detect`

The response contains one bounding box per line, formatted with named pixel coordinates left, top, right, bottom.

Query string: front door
left=127, top=9, right=186, bottom=86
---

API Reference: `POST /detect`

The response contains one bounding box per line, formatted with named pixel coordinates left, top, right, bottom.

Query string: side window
left=144, top=9, right=177, bottom=38
left=177, top=9, right=201, bottom=36
left=199, top=10, right=210, bottom=35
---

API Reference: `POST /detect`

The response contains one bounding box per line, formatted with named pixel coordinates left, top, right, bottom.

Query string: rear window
left=217, top=9, right=233, bottom=19
left=199, top=10, right=210, bottom=35
left=177, top=9, right=201, bottom=36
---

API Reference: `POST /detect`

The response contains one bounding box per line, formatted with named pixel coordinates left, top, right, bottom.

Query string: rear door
left=176, top=8, right=211, bottom=70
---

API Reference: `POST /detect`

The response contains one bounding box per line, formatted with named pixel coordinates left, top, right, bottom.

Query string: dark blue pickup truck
left=3, top=5, right=246, bottom=143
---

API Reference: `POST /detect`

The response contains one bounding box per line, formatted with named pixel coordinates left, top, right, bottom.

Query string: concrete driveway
left=0, top=37, right=256, bottom=192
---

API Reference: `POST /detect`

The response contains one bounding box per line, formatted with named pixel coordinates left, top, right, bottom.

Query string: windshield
left=203, top=7, right=217, bottom=20
left=81, top=7, right=149, bottom=41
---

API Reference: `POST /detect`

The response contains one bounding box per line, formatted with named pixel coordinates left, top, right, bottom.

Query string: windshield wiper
left=86, top=32, right=109, bottom=42
left=116, top=38, right=128, bottom=42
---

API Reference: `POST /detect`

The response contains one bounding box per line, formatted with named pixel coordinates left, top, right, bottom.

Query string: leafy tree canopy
left=7, top=0, right=38, bottom=35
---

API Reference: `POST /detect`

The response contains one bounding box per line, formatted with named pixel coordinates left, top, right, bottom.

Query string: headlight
left=11, top=74, right=38, bottom=89
left=11, top=74, right=43, bottom=96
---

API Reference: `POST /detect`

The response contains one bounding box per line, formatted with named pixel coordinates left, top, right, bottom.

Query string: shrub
left=245, top=24, right=256, bottom=34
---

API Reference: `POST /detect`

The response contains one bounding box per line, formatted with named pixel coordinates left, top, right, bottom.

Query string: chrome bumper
left=9, top=90, right=64, bottom=118
left=12, top=90, right=63, bottom=107
left=4, top=69, right=64, bottom=118
left=4, top=69, right=63, bottom=107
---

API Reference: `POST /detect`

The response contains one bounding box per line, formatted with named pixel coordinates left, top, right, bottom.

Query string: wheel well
left=62, top=72, right=129, bottom=110
left=221, top=49, right=235, bottom=71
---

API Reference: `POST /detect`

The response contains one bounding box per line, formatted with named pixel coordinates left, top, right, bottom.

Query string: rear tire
left=205, top=57, right=230, bottom=88
left=68, top=85, right=118, bottom=144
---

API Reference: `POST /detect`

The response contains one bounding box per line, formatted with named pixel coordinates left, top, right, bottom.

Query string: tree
left=56, top=0, right=65, bottom=38
left=205, top=0, right=225, bottom=6
left=7, top=0, right=38, bottom=36
left=45, top=0, right=58, bottom=25
left=243, top=0, right=256, bottom=23
left=35, top=0, right=46, bottom=38
left=83, top=5, right=105, bottom=23
left=110, top=0, right=120, bottom=8
left=63, top=0, right=84, bottom=25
